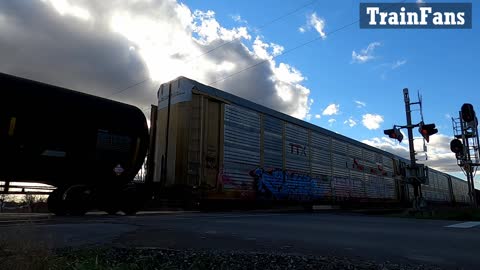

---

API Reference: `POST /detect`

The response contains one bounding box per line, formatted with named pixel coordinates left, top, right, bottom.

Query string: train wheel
left=47, top=189, right=67, bottom=216
left=64, top=185, right=91, bottom=216
left=68, top=205, right=88, bottom=216
left=106, top=209, right=119, bottom=215
left=67, top=198, right=88, bottom=216
left=120, top=185, right=143, bottom=215
left=302, top=202, right=314, bottom=213
left=99, top=189, right=120, bottom=215
left=121, top=207, right=138, bottom=216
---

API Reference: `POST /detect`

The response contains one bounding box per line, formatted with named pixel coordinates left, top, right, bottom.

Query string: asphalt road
left=1, top=211, right=479, bottom=269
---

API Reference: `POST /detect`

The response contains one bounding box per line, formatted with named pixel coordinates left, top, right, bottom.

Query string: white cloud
left=322, top=103, right=340, bottom=116
left=416, top=0, right=425, bottom=3
left=315, top=114, right=321, bottom=119
left=344, top=117, right=357, bottom=127
left=328, top=118, right=336, bottom=126
left=362, top=137, right=408, bottom=157
left=355, top=100, right=366, bottom=108
left=231, top=14, right=247, bottom=24
left=191, top=9, right=251, bottom=44
left=391, top=59, right=407, bottom=69
left=362, top=134, right=460, bottom=172
left=380, top=59, right=407, bottom=79
left=299, top=12, right=326, bottom=38
left=0, top=0, right=313, bottom=119
left=352, top=42, right=381, bottom=64
left=362, top=113, right=384, bottom=130
left=308, top=12, right=326, bottom=39
left=306, top=114, right=312, bottom=121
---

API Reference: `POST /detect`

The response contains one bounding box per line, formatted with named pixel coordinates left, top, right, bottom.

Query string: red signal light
left=418, top=122, right=438, bottom=143
left=384, top=128, right=403, bottom=143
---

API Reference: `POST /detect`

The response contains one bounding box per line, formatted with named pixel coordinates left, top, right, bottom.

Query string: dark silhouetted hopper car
left=152, top=77, right=471, bottom=209
left=0, top=73, right=149, bottom=215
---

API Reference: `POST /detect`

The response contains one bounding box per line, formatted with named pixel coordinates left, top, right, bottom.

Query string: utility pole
left=384, top=88, right=437, bottom=210
left=403, top=89, right=420, bottom=201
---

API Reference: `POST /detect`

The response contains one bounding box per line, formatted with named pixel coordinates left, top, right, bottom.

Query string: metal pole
left=404, top=89, right=416, bottom=168
left=467, top=166, right=477, bottom=207
left=403, top=88, right=420, bottom=202
left=458, top=111, right=476, bottom=206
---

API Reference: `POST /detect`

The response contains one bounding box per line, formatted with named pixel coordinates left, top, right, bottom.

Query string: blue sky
left=178, top=0, right=479, bottom=180
left=182, top=0, right=478, bottom=141
left=0, top=0, right=478, bottom=180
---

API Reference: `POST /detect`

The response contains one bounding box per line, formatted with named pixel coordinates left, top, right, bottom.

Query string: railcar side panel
left=155, top=77, right=471, bottom=207
left=222, top=104, right=260, bottom=198
left=451, top=176, right=469, bottom=204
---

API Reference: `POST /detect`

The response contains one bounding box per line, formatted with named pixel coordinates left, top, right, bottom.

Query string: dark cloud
left=0, top=1, right=156, bottom=108
left=0, top=0, right=311, bottom=118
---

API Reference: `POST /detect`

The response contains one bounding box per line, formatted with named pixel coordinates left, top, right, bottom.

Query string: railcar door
left=203, top=99, right=221, bottom=189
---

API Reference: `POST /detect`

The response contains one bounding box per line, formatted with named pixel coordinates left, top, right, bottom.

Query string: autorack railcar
left=151, top=77, right=470, bottom=208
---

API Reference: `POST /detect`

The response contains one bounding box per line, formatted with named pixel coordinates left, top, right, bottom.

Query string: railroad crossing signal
left=383, top=128, right=404, bottom=143
left=461, top=103, right=478, bottom=130
left=461, top=103, right=476, bottom=123
left=384, top=88, right=435, bottom=206
left=418, top=122, right=438, bottom=143
left=450, top=138, right=464, bottom=158
left=451, top=103, right=479, bottom=207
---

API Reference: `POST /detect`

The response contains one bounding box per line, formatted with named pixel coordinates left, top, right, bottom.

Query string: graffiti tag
left=249, top=168, right=326, bottom=201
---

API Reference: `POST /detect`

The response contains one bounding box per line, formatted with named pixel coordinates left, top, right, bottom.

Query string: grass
left=1, top=235, right=443, bottom=270
left=0, top=247, right=254, bottom=270
left=0, top=247, right=144, bottom=270
left=0, top=246, right=444, bottom=270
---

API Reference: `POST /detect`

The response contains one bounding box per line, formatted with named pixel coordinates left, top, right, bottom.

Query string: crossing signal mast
left=451, top=103, right=479, bottom=206
left=383, top=88, right=437, bottom=209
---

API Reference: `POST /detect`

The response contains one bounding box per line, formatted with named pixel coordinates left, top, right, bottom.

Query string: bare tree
left=23, top=194, right=48, bottom=212
left=0, top=194, right=12, bottom=213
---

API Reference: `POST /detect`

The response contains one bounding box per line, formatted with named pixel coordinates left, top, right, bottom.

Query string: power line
left=107, top=0, right=319, bottom=100
left=140, top=18, right=356, bottom=112
left=209, top=20, right=359, bottom=85
left=106, top=78, right=151, bottom=99
left=112, top=0, right=406, bottom=103
left=208, top=21, right=357, bottom=86
left=208, top=0, right=407, bottom=86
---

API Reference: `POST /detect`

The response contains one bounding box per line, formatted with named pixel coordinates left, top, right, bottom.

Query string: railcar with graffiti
left=151, top=77, right=470, bottom=207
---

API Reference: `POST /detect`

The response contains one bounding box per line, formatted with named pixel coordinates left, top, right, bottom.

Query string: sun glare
left=47, top=0, right=91, bottom=21
left=110, top=11, right=200, bottom=83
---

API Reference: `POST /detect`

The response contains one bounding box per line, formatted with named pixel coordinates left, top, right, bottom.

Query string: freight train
left=0, top=73, right=472, bottom=215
